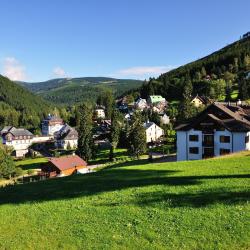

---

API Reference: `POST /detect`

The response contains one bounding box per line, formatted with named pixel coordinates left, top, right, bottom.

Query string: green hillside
left=0, top=75, right=51, bottom=131
left=0, top=152, right=249, bottom=249
left=18, top=77, right=143, bottom=105
left=138, top=37, right=250, bottom=101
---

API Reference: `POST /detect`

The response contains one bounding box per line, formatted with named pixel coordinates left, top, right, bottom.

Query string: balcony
left=202, top=140, right=214, bottom=147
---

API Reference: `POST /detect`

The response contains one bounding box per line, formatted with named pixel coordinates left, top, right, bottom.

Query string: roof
left=0, top=126, right=13, bottom=135
left=176, top=103, right=250, bottom=132
left=148, top=95, right=165, bottom=103
left=191, top=94, right=210, bottom=104
left=49, top=155, right=87, bottom=171
left=143, top=122, right=163, bottom=131
left=3, top=127, right=34, bottom=137
left=55, top=124, right=78, bottom=140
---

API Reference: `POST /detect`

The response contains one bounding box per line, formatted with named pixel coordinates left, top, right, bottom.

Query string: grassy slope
left=0, top=153, right=249, bottom=249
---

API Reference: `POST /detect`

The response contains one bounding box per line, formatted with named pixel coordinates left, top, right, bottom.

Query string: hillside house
left=191, top=95, right=209, bottom=107
left=95, top=108, right=105, bottom=119
left=135, top=98, right=148, bottom=110
left=0, top=126, right=34, bottom=157
left=144, top=122, right=164, bottom=143
left=242, top=32, right=250, bottom=39
left=147, top=95, right=166, bottom=106
left=160, top=114, right=170, bottom=125
left=176, top=103, right=250, bottom=161
left=54, top=124, right=78, bottom=149
left=41, top=155, right=87, bottom=177
left=42, top=114, right=64, bottom=136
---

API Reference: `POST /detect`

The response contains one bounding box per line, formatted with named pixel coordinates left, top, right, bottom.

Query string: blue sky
left=0, top=0, right=249, bottom=82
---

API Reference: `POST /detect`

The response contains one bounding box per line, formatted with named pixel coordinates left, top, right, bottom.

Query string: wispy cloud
left=2, top=57, right=27, bottom=81
left=113, top=65, right=175, bottom=79
left=53, top=66, right=67, bottom=78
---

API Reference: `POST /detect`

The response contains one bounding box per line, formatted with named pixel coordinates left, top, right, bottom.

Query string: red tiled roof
left=49, top=155, right=87, bottom=171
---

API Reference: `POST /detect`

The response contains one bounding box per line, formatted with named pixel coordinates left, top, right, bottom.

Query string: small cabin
left=41, top=155, right=87, bottom=177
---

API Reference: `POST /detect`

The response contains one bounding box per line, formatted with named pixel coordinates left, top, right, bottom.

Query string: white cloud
left=113, top=66, right=175, bottom=79
left=53, top=67, right=66, bottom=78
left=2, top=57, right=27, bottom=81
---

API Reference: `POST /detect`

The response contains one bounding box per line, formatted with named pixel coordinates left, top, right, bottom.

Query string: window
left=220, top=148, right=230, bottom=155
left=245, top=136, right=249, bottom=143
left=220, top=136, right=230, bottom=143
left=189, top=135, right=199, bottom=141
left=189, top=147, right=199, bottom=154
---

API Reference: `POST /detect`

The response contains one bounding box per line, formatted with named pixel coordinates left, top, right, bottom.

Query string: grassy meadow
left=0, top=152, right=249, bottom=249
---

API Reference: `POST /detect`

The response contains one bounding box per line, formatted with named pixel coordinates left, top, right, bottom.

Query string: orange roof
left=49, top=155, right=87, bottom=171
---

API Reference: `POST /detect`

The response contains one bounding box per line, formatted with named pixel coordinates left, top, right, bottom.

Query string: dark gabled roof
left=176, top=103, right=250, bottom=132
left=55, top=124, right=78, bottom=140
left=49, top=155, right=87, bottom=171
left=5, top=127, right=34, bottom=137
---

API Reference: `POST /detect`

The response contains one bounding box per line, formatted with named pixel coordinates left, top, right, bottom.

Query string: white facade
left=177, top=129, right=250, bottom=161
left=95, top=109, right=105, bottom=119
left=144, top=123, right=164, bottom=143
left=55, top=139, right=78, bottom=149
left=42, top=123, right=64, bottom=136
left=161, top=114, right=170, bottom=125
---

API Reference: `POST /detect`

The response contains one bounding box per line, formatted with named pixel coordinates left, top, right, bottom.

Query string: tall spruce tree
left=127, top=112, right=146, bottom=159
left=179, top=78, right=196, bottom=121
left=109, top=109, right=123, bottom=160
left=77, top=102, right=94, bottom=162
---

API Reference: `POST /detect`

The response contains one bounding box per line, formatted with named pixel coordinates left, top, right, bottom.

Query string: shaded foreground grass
left=0, top=153, right=249, bottom=249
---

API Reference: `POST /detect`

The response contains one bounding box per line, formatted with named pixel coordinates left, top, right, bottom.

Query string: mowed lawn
left=0, top=153, right=249, bottom=249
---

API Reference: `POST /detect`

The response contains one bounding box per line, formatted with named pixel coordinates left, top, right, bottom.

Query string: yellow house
left=191, top=95, right=207, bottom=107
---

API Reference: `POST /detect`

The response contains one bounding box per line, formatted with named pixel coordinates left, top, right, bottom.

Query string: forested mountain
left=0, top=75, right=52, bottom=132
left=18, top=77, right=143, bottom=105
left=137, top=36, right=250, bottom=101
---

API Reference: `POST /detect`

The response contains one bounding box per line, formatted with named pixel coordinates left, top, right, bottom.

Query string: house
left=143, top=122, right=164, bottom=143
left=175, top=103, right=250, bottom=161
left=42, top=114, right=64, bottom=136
left=242, top=32, right=250, bottom=39
left=160, top=114, right=170, bottom=125
left=41, top=155, right=87, bottom=177
left=95, top=108, right=105, bottom=119
left=191, top=95, right=209, bottom=107
left=0, top=126, right=34, bottom=157
left=147, top=95, right=166, bottom=106
left=54, top=124, right=78, bottom=149
left=135, top=98, right=148, bottom=110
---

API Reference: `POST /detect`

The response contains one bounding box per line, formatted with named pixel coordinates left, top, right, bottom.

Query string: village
left=1, top=93, right=250, bottom=182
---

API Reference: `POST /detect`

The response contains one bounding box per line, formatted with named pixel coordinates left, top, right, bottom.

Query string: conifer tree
left=109, top=110, right=123, bottom=160
left=127, top=112, right=146, bottom=159
left=77, top=102, right=94, bottom=162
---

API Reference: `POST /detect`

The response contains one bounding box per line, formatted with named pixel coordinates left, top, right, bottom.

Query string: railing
left=202, top=141, right=214, bottom=147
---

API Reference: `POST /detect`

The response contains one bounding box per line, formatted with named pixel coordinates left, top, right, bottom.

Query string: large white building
left=176, top=103, right=250, bottom=161
left=0, top=126, right=34, bottom=157
left=42, top=115, right=64, bottom=136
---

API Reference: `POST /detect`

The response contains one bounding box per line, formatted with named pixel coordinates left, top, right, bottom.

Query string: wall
left=233, top=132, right=248, bottom=152
left=214, top=130, right=232, bottom=156
left=177, top=131, right=187, bottom=161
left=187, top=129, right=203, bottom=160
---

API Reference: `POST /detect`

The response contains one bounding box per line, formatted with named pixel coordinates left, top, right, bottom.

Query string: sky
left=0, top=0, right=249, bottom=82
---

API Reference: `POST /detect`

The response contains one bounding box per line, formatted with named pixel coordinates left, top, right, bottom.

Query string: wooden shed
left=41, top=155, right=87, bottom=177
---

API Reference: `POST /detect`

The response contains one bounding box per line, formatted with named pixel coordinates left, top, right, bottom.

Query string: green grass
left=0, top=152, right=249, bottom=249
left=15, top=157, right=48, bottom=172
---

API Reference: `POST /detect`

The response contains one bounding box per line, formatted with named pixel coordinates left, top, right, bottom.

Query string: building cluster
left=0, top=114, right=78, bottom=158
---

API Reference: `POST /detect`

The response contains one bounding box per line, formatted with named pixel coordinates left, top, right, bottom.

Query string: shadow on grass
left=17, top=162, right=44, bottom=171
left=0, top=164, right=249, bottom=207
